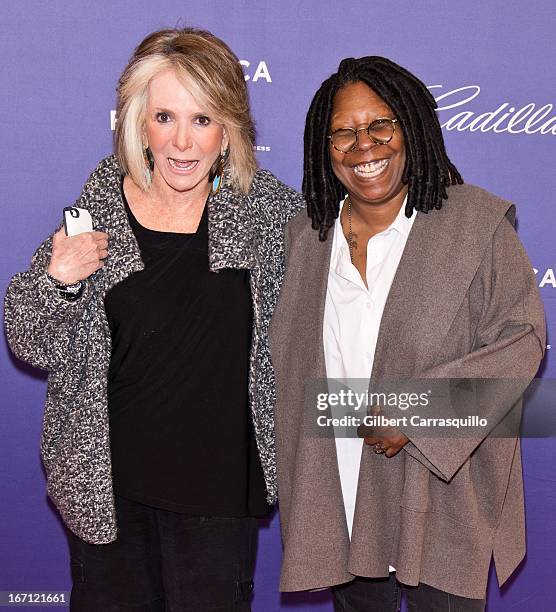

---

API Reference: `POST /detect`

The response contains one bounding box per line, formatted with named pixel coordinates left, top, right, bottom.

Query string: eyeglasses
left=328, top=118, right=399, bottom=153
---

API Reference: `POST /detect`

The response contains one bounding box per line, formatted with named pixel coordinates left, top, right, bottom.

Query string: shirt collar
left=339, top=192, right=413, bottom=225
left=331, top=194, right=415, bottom=274
left=334, top=194, right=417, bottom=251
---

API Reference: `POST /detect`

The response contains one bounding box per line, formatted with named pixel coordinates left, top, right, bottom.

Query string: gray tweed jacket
left=4, top=155, right=305, bottom=544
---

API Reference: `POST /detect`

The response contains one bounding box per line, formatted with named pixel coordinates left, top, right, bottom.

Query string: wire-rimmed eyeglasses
left=328, top=118, right=399, bottom=153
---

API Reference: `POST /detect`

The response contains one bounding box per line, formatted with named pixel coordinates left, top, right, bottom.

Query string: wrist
left=46, top=263, right=79, bottom=285
left=45, top=272, right=84, bottom=301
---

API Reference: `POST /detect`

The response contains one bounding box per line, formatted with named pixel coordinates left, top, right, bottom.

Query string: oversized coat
left=268, top=183, right=546, bottom=599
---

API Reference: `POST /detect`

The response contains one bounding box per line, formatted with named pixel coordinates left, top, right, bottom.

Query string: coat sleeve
left=4, top=233, right=95, bottom=372
left=402, top=215, right=546, bottom=481
left=3, top=165, right=103, bottom=372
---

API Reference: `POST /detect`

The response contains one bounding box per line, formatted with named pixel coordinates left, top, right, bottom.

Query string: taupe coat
left=269, top=184, right=545, bottom=599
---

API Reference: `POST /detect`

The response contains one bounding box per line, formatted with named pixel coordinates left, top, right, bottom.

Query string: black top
left=104, top=183, right=268, bottom=517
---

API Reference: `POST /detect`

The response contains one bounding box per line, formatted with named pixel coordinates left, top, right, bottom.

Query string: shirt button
left=366, top=302, right=372, bottom=310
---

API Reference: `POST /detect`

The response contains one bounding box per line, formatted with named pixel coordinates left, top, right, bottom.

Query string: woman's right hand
left=47, top=227, right=109, bottom=285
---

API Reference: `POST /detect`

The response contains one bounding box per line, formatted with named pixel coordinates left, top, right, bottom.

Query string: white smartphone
left=63, top=206, right=93, bottom=236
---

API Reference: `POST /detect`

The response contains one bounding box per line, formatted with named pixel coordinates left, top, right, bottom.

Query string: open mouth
left=353, top=158, right=389, bottom=178
left=168, top=158, right=198, bottom=171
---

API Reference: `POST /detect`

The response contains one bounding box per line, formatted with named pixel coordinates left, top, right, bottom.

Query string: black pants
left=66, top=495, right=258, bottom=611
left=332, top=574, right=486, bottom=612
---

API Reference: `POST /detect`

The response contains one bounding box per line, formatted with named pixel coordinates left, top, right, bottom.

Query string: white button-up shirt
left=323, top=196, right=416, bottom=568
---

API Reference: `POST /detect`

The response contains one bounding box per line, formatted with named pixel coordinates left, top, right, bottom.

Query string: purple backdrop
left=1, top=1, right=554, bottom=610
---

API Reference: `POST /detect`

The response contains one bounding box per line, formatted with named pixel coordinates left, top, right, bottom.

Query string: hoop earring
left=143, top=146, right=154, bottom=186
left=210, top=149, right=228, bottom=195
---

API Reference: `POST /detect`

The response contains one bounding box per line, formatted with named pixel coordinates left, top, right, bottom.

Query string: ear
left=221, top=127, right=230, bottom=155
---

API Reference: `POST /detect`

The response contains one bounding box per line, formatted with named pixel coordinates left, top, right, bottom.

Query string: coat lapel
left=272, top=216, right=354, bottom=590
left=93, top=162, right=257, bottom=298
left=370, top=210, right=451, bottom=376
left=270, top=217, right=332, bottom=380
left=372, top=188, right=512, bottom=377
left=92, top=164, right=144, bottom=296
left=207, top=169, right=256, bottom=272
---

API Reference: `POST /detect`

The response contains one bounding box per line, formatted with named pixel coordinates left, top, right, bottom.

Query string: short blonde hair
left=114, top=28, right=258, bottom=194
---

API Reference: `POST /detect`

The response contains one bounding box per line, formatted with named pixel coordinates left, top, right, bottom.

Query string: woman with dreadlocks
left=269, top=57, right=545, bottom=611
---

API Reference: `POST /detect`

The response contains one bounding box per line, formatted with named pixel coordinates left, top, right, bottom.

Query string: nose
left=354, top=128, right=378, bottom=151
left=173, top=122, right=193, bottom=151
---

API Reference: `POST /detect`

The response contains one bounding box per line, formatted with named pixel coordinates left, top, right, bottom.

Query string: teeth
left=353, top=159, right=389, bottom=177
left=169, top=158, right=198, bottom=170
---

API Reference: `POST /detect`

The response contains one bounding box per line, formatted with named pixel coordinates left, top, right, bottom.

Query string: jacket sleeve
left=402, top=215, right=546, bottom=481
left=3, top=163, right=104, bottom=372
left=4, top=232, right=95, bottom=372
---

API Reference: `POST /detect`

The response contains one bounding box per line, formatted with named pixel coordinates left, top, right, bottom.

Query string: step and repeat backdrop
left=1, top=1, right=554, bottom=610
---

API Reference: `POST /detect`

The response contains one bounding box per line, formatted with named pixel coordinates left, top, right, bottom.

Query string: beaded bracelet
left=45, top=272, right=84, bottom=301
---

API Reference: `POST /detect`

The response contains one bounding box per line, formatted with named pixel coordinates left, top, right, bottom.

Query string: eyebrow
left=150, top=106, right=210, bottom=115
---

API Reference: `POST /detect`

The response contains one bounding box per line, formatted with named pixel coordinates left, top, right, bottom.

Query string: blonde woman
left=5, top=28, right=303, bottom=611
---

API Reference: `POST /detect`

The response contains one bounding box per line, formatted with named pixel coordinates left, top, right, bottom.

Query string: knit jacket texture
left=4, top=155, right=305, bottom=544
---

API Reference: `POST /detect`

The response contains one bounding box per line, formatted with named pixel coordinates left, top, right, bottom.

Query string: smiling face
left=144, top=69, right=227, bottom=198
left=329, top=81, right=407, bottom=210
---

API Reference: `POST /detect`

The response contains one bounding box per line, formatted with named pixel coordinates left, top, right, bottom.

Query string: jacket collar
left=206, top=167, right=257, bottom=272
left=88, top=157, right=256, bottom=295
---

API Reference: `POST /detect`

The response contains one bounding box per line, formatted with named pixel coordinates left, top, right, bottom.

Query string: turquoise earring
left=210, top=149, right=228, bottom=195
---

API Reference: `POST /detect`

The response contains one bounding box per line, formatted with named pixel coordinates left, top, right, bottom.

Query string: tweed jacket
left=4, top=155, right=304, bottom=544
left=269, top=184, right=546, bottom=599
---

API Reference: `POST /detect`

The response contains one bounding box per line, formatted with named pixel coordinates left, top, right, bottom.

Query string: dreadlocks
left=303, top=56, right=463, bottom=240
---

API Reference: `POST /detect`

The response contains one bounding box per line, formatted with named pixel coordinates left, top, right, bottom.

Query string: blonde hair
left=114, top=28, right=258, bottom=194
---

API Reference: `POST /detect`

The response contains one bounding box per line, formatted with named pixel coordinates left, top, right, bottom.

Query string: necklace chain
left=347, top=197, right=354, bottom=264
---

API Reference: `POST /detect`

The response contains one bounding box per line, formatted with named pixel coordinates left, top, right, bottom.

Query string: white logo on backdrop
left=534, top=267, right=556, bottom=288
left=239, top=60, right=272, bottom=82
left=429, top=85, right=556, bottom=135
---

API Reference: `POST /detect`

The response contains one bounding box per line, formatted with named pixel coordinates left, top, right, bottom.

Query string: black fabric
left=66, top=495, right=258, bottom=611
left=104, top=182, right=268, bottom=517
left=332, top=575, right=486, bottom=612
left=332, top=575, right=401, bottom=612
left=404, top=582, right=486, bottom=612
